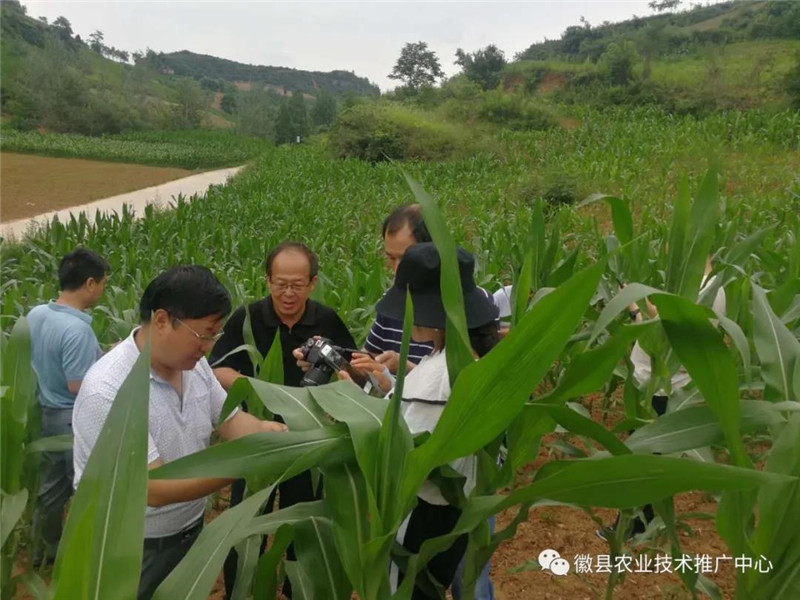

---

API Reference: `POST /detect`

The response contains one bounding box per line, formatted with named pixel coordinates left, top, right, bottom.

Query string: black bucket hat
left=376, top=242, right=498, bottom=329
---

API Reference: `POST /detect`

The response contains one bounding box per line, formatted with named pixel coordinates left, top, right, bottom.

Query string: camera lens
left=301, top=365, right=333, bottom=387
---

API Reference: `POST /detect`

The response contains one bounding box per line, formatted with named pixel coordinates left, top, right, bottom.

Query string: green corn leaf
left=652, top=293, right=750, bottom=468
left=291, top=515, right=352, bottom=599
left=579, top=194, right=634, bottom=245
left=259, top=328, right=284, bottom=384
left=153, top=485, right=273, bottom=600
left=545, top=321, right=654, bottom=404
left=746, top=413, right=800, bottom=599
left=589, top=283, right=664, bottom=344
left=752, top=283, right=800, bottom=402
left=219, top=377, right=328, bottom=430
left=377, top=289, right=414, bottom=527
left=52, top=338, right=151, bottom=600
left=252, top=524, right=293, bottom=600
left=0, top=489, right=28, bottom=547
left=402, top=261, right=604, bottom=507
left=1, top=317, right=34, bottom=494
left=150, top=424, right=353, bottom=481
left=230, top=535, right=262, bottom=600
left=25, top=434, right=73, bottom=454
left=403, top=173, right=473, bottom=386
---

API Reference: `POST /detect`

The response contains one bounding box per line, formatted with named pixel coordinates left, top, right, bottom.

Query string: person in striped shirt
left=363, top=203, right=435, bottom=371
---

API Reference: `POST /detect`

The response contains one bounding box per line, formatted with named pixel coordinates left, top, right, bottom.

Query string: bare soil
left=0, top=153, right=192, bottom=222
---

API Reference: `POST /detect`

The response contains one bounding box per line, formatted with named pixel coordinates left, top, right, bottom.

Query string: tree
left=236, top=87, right=276, bottom=138
left=648, top=0, right=681, bottom=12
left=388, top=41, right=444, bottom=91
left=221, top=93, right=237, bottom=115
left=172, top=79, right=205, bottom=129
left=88, top=30, right=104, bottom=53
left=274, top=91, right=310, bottom=144
left=599, top=41, right=638, bottom=86
left=52, top=16, right=73, bottom=43
left=311, top=89, right=338, bottom=129
left=454, top=44, right=506, bottom=91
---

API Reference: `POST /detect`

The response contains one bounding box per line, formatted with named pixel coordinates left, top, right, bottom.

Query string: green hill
left=0, top=0, right=377, bottom=136
left=516, top=1, right=800, bottom=62
left=160, top=50, right=380, bottom=98
left=498, top=1, right=800, bottom=113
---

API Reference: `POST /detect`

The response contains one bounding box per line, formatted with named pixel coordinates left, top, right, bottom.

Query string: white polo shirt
left=73, top=328, right=235, bottom=538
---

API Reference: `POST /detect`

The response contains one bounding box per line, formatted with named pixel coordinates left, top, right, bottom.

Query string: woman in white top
left=350, top=242, right=499, bottom=599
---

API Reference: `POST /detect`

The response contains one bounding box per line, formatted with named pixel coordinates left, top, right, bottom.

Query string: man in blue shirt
left=27, top=247, right=110, bottom=565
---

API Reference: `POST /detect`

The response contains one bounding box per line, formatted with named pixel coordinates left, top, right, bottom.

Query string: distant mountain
left=160, top=50, right=380, bottom=98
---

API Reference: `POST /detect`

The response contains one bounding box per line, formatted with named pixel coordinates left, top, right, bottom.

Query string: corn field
left=1, top=106, right=800, bottom=599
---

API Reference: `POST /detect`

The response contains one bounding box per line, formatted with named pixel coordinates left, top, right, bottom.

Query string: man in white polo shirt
left=73, top=265, right=287, bottom=599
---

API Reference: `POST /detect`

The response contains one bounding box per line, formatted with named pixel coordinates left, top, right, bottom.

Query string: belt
left=143, top=518, right=203, bottom=551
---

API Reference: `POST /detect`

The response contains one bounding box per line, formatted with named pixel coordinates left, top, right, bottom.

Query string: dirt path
left=0, top=155, right=243, bottom=241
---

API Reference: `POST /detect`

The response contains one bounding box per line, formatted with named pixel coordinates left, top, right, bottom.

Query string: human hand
left=292, top=346, right=312, bottom=372
left=261, top=420, right=288, bottom=433
left=375, top=351, right=414, bottom=374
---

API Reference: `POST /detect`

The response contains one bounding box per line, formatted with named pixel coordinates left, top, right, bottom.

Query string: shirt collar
left=263, top=296, right=318, bottom=328
left=123, top=327, right=169, bottom=383
left=47, top=300, right=92, bottom=325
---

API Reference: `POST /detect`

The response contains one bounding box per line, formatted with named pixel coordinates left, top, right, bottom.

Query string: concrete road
left=0, top=166, right=244, bottom=241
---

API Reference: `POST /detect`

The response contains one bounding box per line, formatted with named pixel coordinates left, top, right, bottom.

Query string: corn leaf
left=52, top=338, right=151, bottom=600
left=151, top=424, right=353, bottom=481
left=402, top=260, right=604, bottom=506
left=153, top=485, right=273, bottom=600
left=752, top=283, right=800, bottom=402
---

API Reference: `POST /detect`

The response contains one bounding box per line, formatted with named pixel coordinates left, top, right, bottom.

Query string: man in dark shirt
left=209, top=241, right=355, bottom=598
left=211, top=241, right=355, bottom=387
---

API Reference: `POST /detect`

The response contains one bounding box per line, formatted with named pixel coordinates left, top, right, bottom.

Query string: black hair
left=265, top=241, right=319, bottom=279
left=139, top=265, right=231, bottom=323
left=58, top=247, right=110, bottom=291
left=468, top=321, right=501, bottom=358
left=381, top=204, right=432, bottom=244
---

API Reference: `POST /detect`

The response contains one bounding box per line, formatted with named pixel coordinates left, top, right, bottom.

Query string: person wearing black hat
left=346, top=242, right=500, bottom=599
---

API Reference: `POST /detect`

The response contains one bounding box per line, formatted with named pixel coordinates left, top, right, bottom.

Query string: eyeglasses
left=175, top=319, right=224, bottom=343
left=269, top=280, right=310, bottom=294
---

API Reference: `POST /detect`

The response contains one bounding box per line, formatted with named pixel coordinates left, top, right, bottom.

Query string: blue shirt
left=27, top=301, right=101, bottom=409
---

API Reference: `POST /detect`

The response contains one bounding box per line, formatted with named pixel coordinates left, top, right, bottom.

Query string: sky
left=24, top=1, right=676, bottom=91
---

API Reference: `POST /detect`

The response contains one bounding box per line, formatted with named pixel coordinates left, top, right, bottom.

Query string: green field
left=0, top=129, right=272, bottom=169
left=2, top=104, right=800, bottom=599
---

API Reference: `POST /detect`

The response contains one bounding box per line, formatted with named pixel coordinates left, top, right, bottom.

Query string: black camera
left=299, top=337, right=386, bottom=394
left=299, top=337, right=355, bottom=387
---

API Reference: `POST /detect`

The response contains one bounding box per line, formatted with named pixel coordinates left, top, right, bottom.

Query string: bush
left=329, top=102, right=472, bottom=162
left=475, top=91, right=558, bottom=131
left=513, top=167, right=588, bottom=209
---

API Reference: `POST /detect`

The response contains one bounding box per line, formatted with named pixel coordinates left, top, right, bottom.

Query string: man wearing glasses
left=209, top=240, right=356, bottom=598
left=72, top=265, right=287, bottom=599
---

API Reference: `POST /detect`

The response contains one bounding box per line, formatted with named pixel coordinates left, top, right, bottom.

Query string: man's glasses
left=175, top=319, right=224, bottom=343
left=269, top=280, right=309, bottom=294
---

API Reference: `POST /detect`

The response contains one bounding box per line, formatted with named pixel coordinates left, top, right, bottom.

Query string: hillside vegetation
left=160, top=50, right=380, bottom=97
left=0, top=0, right=376, bottom=139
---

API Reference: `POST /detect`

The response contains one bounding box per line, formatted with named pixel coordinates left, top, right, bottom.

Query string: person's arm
left=213, top=367, right=243, bottom=391
left=218, top=409, right=287, bottom=440
left=147, top=458, right=232, bottom=507
left=67, top=380, right=82, bottom=395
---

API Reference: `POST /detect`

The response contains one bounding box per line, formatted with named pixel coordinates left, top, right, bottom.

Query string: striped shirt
left=364, top=288, right=496, bottom=364
left=364, top=313, right=434, bottom=364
